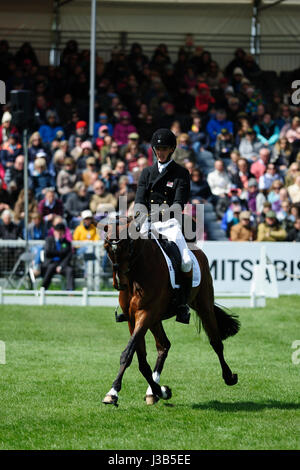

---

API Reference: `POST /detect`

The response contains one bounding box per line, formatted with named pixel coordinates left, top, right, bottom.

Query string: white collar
left=157, top=159, right=172, bottom=173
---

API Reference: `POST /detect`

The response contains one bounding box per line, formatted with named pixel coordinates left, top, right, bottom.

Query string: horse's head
left=99, top=216, right=135, bottom=290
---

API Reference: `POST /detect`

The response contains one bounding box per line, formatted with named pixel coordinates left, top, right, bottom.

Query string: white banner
left=201, top=242, right=300, bottom=294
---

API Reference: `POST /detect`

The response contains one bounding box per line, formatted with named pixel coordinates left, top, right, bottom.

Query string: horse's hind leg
left=144, top=322, right=171, bottom=404
left=136, top=335, right=172, bottom=405
left=194, top=284, right=237, bottom=386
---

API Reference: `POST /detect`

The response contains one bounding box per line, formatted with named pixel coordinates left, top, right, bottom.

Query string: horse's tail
left=214, top=303, right=240, bottom=340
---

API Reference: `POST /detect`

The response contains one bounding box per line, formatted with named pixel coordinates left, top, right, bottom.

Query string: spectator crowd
left=1, top=38, right=300, bottom=285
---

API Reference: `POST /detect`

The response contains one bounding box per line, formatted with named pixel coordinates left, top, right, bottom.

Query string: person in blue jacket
left=206, top=109, right=234, bottom=148
left=38, top=110, right=64, bottom=144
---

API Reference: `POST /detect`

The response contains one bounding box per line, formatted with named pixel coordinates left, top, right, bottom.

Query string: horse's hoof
left=102, top=394, right=119, bottom=406
left=161, top=385, right=172, bottom=400
left=145, top=395, right=159, bottom=405
left=224, top=373, right=238, bottom=386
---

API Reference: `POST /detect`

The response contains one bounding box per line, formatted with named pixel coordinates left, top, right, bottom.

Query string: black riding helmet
left=151, top=128, right=177, bottom=161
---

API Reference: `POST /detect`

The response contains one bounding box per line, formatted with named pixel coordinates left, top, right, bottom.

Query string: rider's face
left=154, top=146, right=173, bottom=163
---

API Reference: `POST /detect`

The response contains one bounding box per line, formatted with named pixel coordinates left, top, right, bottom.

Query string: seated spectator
left=0, top=133, right=22, bottom=170
left=188, top=115, right=210, bottom=156
left=221, top=196, right=247, bottom=236
left=253, top=112, right=280, bottom=148
left=38, top=187, right=64, bottom=228
left=258, top=163, right=283, bottom=191
left=81, top=156, right=99, bottom=190
left=267, top=179, right=284, bottom=205
left=230, top=211, right=256, bottom=241
left=41, top=222, right=74, bottom=291
left=94, top=112, right=114, bottom=139
left=286, top=217, right=300, bottom=242
left=172, top=133, right=197, bottom=167
left=250, top=147, right=271, bottom=181
left=64, top=181, right=90, bottom=228
left=238, top=128, right=262, bottom=162
left=214, top=129, right=234, bottom=165
left=48, top=215, right=73, bottom=242
left=76, top=140, right=96, bottom=175
left=282, top=116, right=300, bottom=142
left=13, top=188, right=38, bottom=225
left=256, top=210, right=287, bottom=241
left=114, top=175, right=136, bottom=212
left=124, top=141, right=146, bottom=173
left=207, top=160, right=231, bottom=198
left=189, top=168, right=214, bottom=204
left=94, top=125, right=110, bottom=151
left=113, top=111, right=137, bottom=146
left=89, top=180, right=117, bottom=214
left=194, top=83, right=215, bottom=114
left=5, top=154, right=24, bottom=192
left=0, top=111, right=18, bottom=146
left=100, top=164, right=118, bottom=193
left=103, top=141, right=122, bottom=169
left=27, top=132, right=48, bottom=163
left=29, top=157, right=56, bottom=201
left=73, top=209, right=100, bottom=242
left=56, top=157, right=77, bottom=201
left=38, top=110, right=64, bottom=144
left=119, top=132, right=143, bottom=159
left=287, top=174, right=300, bottom=203
left=284, top=162, right=300, bottom=187
left=271, top=137, right=292, bottom=172
left=226, top=150, right=240, bottom=180
left=206, top=109, right=234, bottom=148
left=68, top=120, right=90, bottom=151
left=0, top=209, right=22, bottom=239
left=277, top=200, right=296, bottom=233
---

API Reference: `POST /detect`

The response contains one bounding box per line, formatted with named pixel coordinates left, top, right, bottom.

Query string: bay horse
left=101, top=216, right=240, bottom=406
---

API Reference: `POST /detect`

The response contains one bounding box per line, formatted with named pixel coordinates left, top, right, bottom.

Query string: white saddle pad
left=154, top=239, right=201, bottom=289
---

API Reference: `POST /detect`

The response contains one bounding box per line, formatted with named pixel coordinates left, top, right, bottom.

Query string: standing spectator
left=41, top=222, right=74, bottom=291
left=230, top=211, right=256, bottom=241
left=256, top=210, right=287, bottom=241
left=286, top=218, right=300, bottom=242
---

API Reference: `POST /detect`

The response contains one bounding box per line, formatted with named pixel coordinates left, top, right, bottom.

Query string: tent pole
left=89, top=0, right=97, bottom=137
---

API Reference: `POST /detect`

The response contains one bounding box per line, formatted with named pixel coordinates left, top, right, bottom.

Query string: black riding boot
left=115, top=307, right=127, bottom=323
left=175, top=270, right=193, bottom=324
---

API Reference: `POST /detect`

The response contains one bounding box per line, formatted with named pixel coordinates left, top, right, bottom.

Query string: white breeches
left=140, top=217, right=192, bottom=273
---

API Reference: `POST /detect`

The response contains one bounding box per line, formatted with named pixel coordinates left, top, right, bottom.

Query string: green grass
left=0, top=296, right=299, bottom=450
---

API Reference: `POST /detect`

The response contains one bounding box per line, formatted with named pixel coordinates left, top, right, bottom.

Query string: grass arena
left=0, top=296, right=299, bottom=450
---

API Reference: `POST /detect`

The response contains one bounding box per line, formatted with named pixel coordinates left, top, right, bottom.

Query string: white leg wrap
left=107, top=387, right=118, bottom=397
left=146, top=371, right=160, bottom=395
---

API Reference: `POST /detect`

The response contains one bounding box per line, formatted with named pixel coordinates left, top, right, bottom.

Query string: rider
left=128, top=128, right=193, bottom=324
